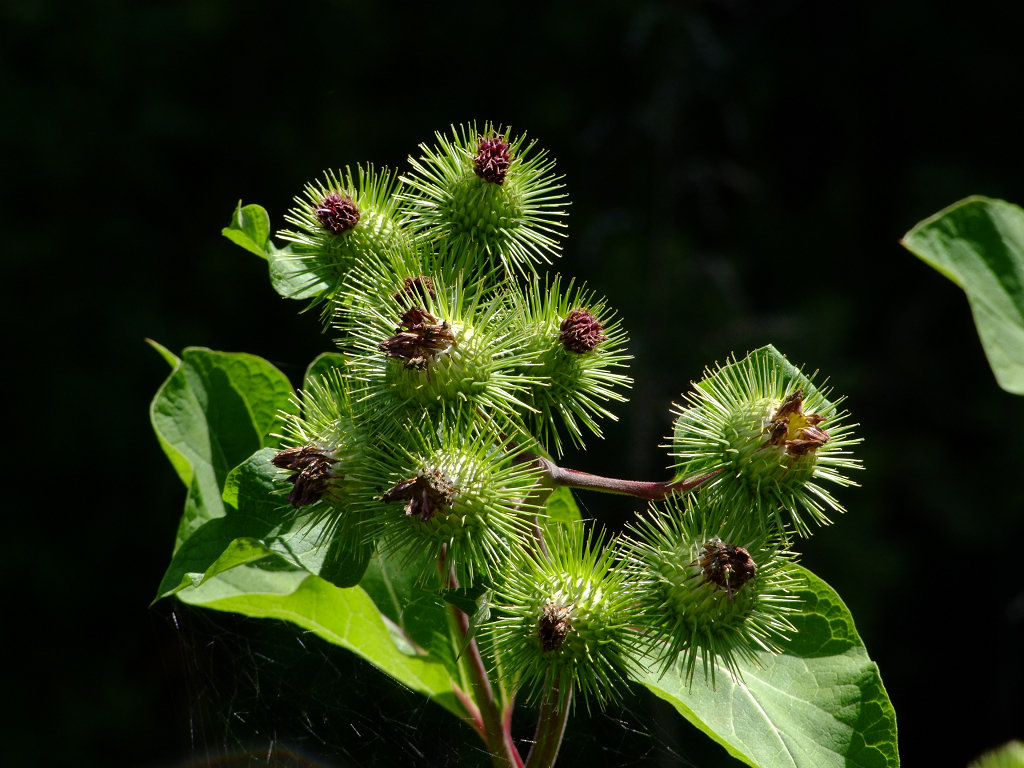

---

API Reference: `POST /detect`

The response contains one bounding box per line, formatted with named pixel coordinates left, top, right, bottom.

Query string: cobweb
left=159, top=599, right=730, bottom=768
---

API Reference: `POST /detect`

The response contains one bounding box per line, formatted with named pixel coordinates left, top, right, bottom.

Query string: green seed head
left=338, top=267, right=542, bottom=433
left=505, top=275, right=632, bottom=456
left=272, top=367, right=375, bottom=547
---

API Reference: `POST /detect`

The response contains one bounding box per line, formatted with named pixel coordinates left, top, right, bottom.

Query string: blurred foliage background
left=5, top=0, right=1023, bottom=765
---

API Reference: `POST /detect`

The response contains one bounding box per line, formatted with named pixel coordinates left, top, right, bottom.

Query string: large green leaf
left=902, top=196, right=1024, bottom=395
left=174, top=564, right=466, bottom=720
left=149, top=346, right=296, bottom=544
left=634, top=567, right=898, bottom=768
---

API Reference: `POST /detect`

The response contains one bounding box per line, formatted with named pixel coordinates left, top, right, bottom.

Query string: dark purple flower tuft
left=474, top=135, right=511, bottom=185
left=381, top=468, right=457, bottom=522
left=315, top=192, right=361, bottom=234
left=559, top=308, right=607, bottom=354
left=272, top=445, right=337, bottom=508
left=697, top=539, right=757, bottom=598
left=538, top=602, right=574, bottom=652
left=379, top=306, right=457, bottom=369
left=762, top=389, right=831, bottom=456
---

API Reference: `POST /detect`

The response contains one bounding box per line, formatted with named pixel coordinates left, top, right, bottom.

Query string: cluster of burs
left=263, top=122, right=861, bottom=707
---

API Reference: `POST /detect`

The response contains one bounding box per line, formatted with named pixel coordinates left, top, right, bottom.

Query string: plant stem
left=532, top=455, right=724, bottom=501
left=524, top=670, right=573, bottom=768
left=441, top=551, right=524, bottom=768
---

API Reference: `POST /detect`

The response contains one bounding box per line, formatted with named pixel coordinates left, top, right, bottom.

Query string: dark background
left=6, top=0, right=1023, bottom=766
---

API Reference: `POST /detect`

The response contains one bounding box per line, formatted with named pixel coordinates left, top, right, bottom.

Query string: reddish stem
left=534, top=457, right=724, bottom=501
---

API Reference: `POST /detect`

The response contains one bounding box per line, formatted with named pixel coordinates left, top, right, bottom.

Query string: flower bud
left=315, top=191, right=360, bottom=234
left=399, top=122, right=568, bottom=275
left=505, top=276, right=632, bottom=455
left=273, top=367, right=374, bottom=546
left=339, top=270, right=541, bottom=432
left=559, top=308, right=607, bottom=354
left=474, top=134, right=511, bottom=185
left=278, top=165, right=408, bottom=303
left=272, top=444, right=338, bottom=508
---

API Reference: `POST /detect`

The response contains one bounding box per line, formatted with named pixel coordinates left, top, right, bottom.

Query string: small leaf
left=155, top=519, right=276, bottom=600
left=442, top=583, right=490, bottom=617
left=146, top=338, right=180, bottom=368
left=634, top=566, right=898, bottom=768
left=222, top=201, right=271, bottom=260
left=544, top=484, right=582, bottom=523
left=268, top=242, right=334, bottom=300
left=304, top=351, right=347, bottom=390
left=902, top=196, right=1024, bottom=394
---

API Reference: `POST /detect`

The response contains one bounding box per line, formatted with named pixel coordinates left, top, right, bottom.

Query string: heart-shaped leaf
left=634, top=566, right=898, bottom=768
left=903, top=195, right=1024, bottom=395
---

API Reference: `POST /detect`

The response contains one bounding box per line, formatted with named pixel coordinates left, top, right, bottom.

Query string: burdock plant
left=150, top=121, right=899, bottom=768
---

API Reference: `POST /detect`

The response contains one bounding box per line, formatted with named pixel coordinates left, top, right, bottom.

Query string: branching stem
left=441, top=550, right=524, bottom=768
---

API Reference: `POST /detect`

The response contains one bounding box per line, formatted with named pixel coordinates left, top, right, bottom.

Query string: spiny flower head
left=668, top=345, right=861, bottom=538
left=335, top=263, right=542, bottom=435
left=272, top=444, right=338, bottom=508
left=505, top=275, right=631, bottom=456
left=620, top=494, right=802, bottom=687
left=277, top=165, right=408, bottom=306
left=272, top=366, right=375, bottom=546
left=399, top=122, right=568, bottom=276
left=365, top=412, right=543, bottom=586
left=486, top=523, right=643, bottom=710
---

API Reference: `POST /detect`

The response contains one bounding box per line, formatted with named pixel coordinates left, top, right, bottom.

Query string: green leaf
left=222, top=201, right=271, bottom=260
left=175, top=565, right=466, bottom=720
left=268, top=242, right=334, bottom=300
left=902, top=196, right=1024, bottom=394
left=156, top=448, right=371, bottom=599
left=359, top=548, right=461, bottom=680
left=149, top=347, right=296, bottom=546
left=634, top=566, right=898, bottom=768
left=146, top=338, right=180, bottom=368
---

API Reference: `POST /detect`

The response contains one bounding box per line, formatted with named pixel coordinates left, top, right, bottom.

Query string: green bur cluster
left=171, top=121, right=869, bottom=734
